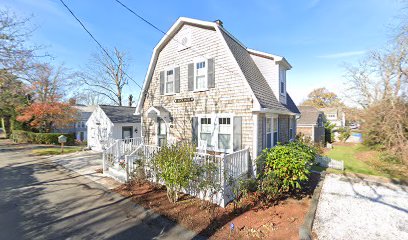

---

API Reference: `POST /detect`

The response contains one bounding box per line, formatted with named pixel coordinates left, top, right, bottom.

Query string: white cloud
left=317, top=50, right=366, bottom=59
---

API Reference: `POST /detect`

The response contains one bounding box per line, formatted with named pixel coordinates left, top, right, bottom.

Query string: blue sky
left=2, top=0, right=405, bottom=104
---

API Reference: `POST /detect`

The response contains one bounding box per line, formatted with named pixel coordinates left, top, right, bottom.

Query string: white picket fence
left=315, top=155, right=344, bottom=170
left=111, top=144, right=250, bottom=207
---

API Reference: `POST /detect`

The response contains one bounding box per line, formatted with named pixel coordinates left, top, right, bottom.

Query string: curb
left=299, top=171, right=326, bottom=240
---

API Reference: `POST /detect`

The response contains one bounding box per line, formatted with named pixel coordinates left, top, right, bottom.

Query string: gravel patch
left=313, top=173, right=408, bottom=240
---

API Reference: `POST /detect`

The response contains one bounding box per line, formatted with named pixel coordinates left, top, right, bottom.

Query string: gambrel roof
left=136, top=17, right=299, bottom=115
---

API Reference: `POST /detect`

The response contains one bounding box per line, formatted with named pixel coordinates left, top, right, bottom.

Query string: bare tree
left=80, top=48, right=129, bottom=106
left=344, top=21, right=408, bottom=163
left=344, top=24, right=407, bottom=108
left=0, top=9, right=44, bottom=77
left=27, top=63, right=74, bottom=103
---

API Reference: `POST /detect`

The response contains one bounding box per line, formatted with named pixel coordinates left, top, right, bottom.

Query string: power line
left=58, top=0, right=144, bottom=91
left=113, top=0, right=243, bottom=80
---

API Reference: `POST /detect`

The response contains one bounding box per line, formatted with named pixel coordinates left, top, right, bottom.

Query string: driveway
left=0, top=140, right=201, bottom=240
left=313, top=173, right=408, bottom=240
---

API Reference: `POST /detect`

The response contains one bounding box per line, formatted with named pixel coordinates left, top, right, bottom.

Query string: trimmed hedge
left=11, top=130, right=76, bottom=145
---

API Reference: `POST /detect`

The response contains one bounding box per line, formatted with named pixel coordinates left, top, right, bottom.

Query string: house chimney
left=214, top=19, right=223, bottom=27
left=128, top=94, right=133, bottom=107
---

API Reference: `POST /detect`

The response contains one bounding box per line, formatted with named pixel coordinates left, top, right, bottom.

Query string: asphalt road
left=0, top=139, right=201, bottom=240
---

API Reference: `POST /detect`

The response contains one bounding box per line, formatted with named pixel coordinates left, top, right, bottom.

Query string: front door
left=157, top=118, right=167, bottom=146
left=122, top=126, right=133, bottom=139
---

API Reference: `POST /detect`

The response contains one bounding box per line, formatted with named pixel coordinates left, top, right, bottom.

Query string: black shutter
left=188, top=63, right=194, bottom=91
left=159, top=71, right=164, bottom=95
left=233, top=116, right=242, bottom=151
left=192, top=117, right=198, bottom=144
left=207, top=58, right=215, bottom=88
left=175, top=67, right=180, bottom=93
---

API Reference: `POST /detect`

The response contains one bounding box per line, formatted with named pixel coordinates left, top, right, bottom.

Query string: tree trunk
left=3, top=116, right=11, bottom=138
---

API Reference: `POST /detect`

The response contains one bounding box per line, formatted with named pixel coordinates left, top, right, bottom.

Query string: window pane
left=266, top=118, right=272, bottom=132
left=166, top=81, right=173, bottom=93
left=273, top=118, right=278, bottom=131
left=200, top=133, right=212, bottom=147
left=218, top=134, right=231, bottom=149
left=196, top=75, right=206, bottom=89
left=266, top=133, right=272, bottom=148
left=167, top=70, right=173, bottom=75
left=273, top=132, right=278, bottom=146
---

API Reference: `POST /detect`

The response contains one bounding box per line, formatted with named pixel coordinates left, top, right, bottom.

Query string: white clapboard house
left=87, top=105, right=141, bottom=152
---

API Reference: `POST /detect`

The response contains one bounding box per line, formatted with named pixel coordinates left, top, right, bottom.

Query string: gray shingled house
left=87, top=105, right=141, bottom=151
left=135, top=17, right=300, bottom=165
left=297, top=106, right=325, bottom=143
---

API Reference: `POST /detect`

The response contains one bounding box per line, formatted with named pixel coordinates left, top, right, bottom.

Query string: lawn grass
left=321, top=143, right=408, bottom=182
left=32, top=146, right=83, bottom=155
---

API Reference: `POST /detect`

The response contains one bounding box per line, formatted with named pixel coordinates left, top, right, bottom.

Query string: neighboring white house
left=87, top=105, right=141, bottom=151
left=320, top=107, right=346, bottom=128
left=53, top=105, right=96, bottom=141
left=135, top=17, right=300, bottom=165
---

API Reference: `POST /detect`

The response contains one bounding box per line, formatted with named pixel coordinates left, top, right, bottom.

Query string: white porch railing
left=102, top=137, right=144, bottom=172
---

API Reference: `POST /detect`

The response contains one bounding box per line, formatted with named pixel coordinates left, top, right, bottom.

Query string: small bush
left=11, top=130, right=75, bottom=145
left=257, top=141, right=316, bottom=202
left=337, top=127, right=351, bottom=142
left=151, top=142, right=197, bottom=203
left=379, top=152, right=402, bottom=164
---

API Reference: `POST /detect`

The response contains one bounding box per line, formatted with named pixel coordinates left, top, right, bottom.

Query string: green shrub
left=257, top=141, right=316, bottom=202
left=379, top=152, right=402, bottom=164
left=337, top=127, right=351, bottom=142
left=324, top=121, right=336, bottom=143
left=11, top=130, right=75, bottom=145
left=151, top=142, right=197, bottom=203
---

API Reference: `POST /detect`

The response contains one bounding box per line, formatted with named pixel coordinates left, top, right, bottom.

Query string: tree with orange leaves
left=16, top=63, right=78, bottom=133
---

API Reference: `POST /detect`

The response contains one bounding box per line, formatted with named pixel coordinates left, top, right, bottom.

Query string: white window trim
left=164, top=66, right=176, bottom=95
left=196, top=113, right=234, bottom=153
left=193, top=57, right=208, bottom=92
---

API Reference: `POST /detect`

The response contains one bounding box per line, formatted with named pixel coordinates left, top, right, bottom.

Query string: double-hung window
left=200, top=117, right=212, bottom=147
left=273, top=118, right=278, bottom=146
left=266, top=118, right=272, bottom=148
left=165, top=69, right=175, bottom=94
left=194, top=60, right=207, bottom=91
left=218, top=117, right=231, bottom=151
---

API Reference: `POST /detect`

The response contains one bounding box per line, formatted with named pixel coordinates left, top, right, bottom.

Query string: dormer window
left=165, top=69, right=175, bottom=94
left=279, top=69, right=286, bottom=95
left=194, top=60, right=208, bottom=91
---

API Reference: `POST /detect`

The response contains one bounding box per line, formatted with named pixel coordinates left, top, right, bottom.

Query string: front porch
left=102, top=137, right=251, bottom=207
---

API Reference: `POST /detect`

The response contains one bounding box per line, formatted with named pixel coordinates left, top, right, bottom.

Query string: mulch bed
left=114, top=172, right=321, bottom=239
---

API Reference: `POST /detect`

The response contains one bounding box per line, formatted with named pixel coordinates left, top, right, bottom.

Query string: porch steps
left=107, top=165, right=127, bottom=183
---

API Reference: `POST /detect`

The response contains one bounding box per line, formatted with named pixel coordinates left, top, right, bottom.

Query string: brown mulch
left=114, top=173, right=321, bottom=239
